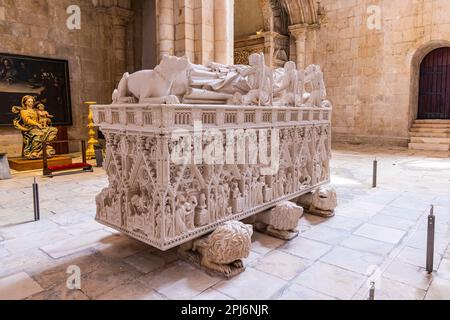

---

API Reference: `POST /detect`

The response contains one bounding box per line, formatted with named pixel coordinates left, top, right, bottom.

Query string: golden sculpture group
left=12, top=95, right=58, bottom=159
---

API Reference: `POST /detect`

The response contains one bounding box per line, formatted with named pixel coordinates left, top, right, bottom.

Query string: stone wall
left=308, top=0, right=450, bottom=146
left=0, top=0, right=139, bottom=156
left=234, top=0, right=264, bottom=38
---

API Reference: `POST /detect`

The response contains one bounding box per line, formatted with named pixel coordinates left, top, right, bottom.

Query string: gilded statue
left=12, top=95, right=58, bottom=159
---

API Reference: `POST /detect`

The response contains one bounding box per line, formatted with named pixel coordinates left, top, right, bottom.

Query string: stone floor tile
left=294, top=262, right=366, bottom=300
left=0, top=245, right=9, bottom=259
left=436, top=259, right=450, bottom=281
left=152, top=247, right=179, bottom=264
left=2, top=229, right=70, bottom=253
left=213, top=267, right=287, bottom=300
left=276, top=283, right=335, bottom=300
left=369, top=214, right=416, bottom=231
left=397, top=246, right=442, bottom=270
left=378, top=206, right=425, bottom=222
left=123, top=250, right=166, bottom=274
left=253, top=250, right=312, bottom=281
left=30, top=250, right=108, bottom=290
left=320, top=246, right=384, bottom=275
left=0, top=219, right=60, bottom=240
left=279, top=237, right=332, bottom=261
left=300, top=225, right=349, bottom=245
left=40, top=229, right=119, bottom=259
left=417, top=219, right=450, bottom=234
left=138, top=261, right=221, bottom=300
left=27, top=283, right=90, bottom=300
left=96, top=280, right=166, bottom=300
left=355, top=277, right=426, bottom=300
left=80, top=261, right=142, bottom=298
left=340, top=235, right=395, bottom=256
left=61, top=220, right=104, bottom=236
left=334, top=206, right=379, bottom=221
left=298, top=214, right=328, bottom=228
left=243, top=250, right=263, bottom=266
left=425, top=277, right=450, bottom=300
left=0, top=249, right=55, bottom=279
left=95, top=235, right=149, bottom=259
left=356, top=189, right=402, bottom=205
left=389, top=195, right=435, bottom=212
left=353, top=223, right=406, bottom=244
left=319, top=216, right=363, bottom=231
left=250, top=232, right=286, bottom=255
left=383, top=260, right=432, bottom=290
left=193, top=289, right=233, bottom=300
left=47, top=211, right=93, bottom=226
left=406, top=230, right=449, bottom=255
left=0, top=272, right=44, bottom=300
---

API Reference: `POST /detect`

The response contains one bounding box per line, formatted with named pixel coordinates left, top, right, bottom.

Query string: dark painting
left=0, top=53, right=72, bottom=126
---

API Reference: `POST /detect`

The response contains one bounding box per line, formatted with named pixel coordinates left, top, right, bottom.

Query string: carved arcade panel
left=94, top=104, right=331, bottom=250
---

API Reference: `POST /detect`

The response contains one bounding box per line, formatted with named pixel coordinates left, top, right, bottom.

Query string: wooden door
left=418, top=47, right=450, bottom=119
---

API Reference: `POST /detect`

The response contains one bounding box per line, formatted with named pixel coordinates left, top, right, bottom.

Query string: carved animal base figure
left=297, top=186, right=337, bottom=218
left=254, top=222, right=299, bottom=240
left=179, top=221, right=253, bottom=279
left=254, top=201, right=304, bottom=240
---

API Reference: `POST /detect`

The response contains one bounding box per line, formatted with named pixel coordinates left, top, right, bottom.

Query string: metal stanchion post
left=33, top=177, right=40, bottom=221
left=368, top=282, right=375, bottom=300
left=372, top=158, right=378, bottom=188
left=426, top=205, right=435, bottom=274
left=94, top=144, right=103, bottom=167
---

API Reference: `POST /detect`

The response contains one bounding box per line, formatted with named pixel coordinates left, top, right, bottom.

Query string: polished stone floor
left=0, top=145, right=449, bottom=300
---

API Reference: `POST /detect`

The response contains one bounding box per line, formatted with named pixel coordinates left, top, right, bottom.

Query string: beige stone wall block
left=160, top=39, right=174, bottom=53
left=159, top=8, right=175, bottom=25
left=0, top=132, right=22, bottom=156
left=159, top=24, right=175, bottom=40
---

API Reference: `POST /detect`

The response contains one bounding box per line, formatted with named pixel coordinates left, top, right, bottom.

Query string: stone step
left=410, top=137, right=450, bottom=144
left=408, top=143, right=450, bottom=152
left=414, top=119, right=450, bottom=125
left=412, top=124, right=450, bottom=129
left=409, top=131, right=450, bottom=138
left=410, top=127, right=450, bottom=133
left=407, top=149, right=450, bottom=158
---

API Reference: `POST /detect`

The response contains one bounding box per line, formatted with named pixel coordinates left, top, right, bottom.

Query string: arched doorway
left=418, top=47, right=450, bottom=119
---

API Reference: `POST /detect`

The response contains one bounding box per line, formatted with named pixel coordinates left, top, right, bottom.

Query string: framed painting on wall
left=0, top=53, right=72, bottom=126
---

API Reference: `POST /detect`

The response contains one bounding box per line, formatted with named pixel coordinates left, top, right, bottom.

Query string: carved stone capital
left=108, top=6, right=134, bottom=26
left=288, top=24, right=308, bottom=40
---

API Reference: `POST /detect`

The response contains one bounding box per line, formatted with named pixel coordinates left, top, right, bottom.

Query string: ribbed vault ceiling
left=281, top=0, right=319, bottom=25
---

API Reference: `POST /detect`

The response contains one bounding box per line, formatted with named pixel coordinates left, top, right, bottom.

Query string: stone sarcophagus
left=92, top=54, right=332, bottom=252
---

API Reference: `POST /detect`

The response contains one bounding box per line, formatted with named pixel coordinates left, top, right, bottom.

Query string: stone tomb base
left=8, top=156, right=73, bottom=171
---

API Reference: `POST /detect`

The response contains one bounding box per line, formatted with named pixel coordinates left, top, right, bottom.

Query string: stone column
left=214, top=0, right=234, bottom=65
left=262, top=31, right=276, bottom=68
left=158, top=0, right=175, bottom=59
left=174, top=0, right=195, bottom=62
left=109, top=6, right=134, bottom=84
left=289, top=24, right=307, bottom=69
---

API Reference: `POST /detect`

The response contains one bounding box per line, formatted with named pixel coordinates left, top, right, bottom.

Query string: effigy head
left=248, top=53, right=264, bottom=66
left=285, top=61, right=296, bottom=71
left=21, top=95, right=36, bottom=108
